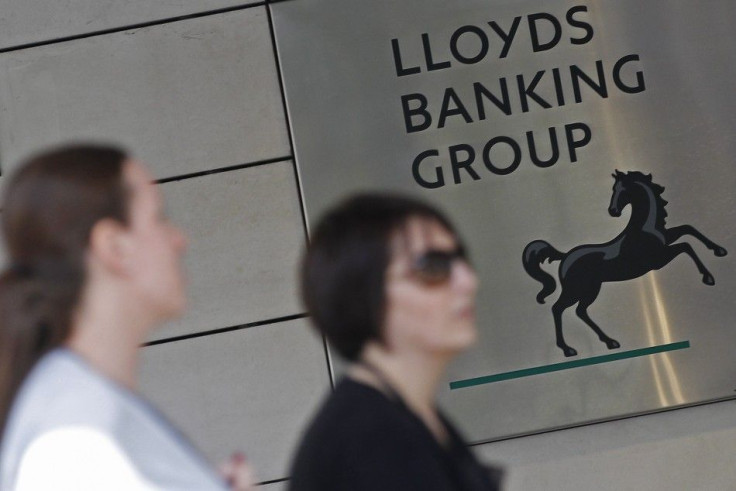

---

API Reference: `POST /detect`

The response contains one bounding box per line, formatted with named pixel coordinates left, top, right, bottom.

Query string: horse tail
left=522, top=240, right=564, bottom=304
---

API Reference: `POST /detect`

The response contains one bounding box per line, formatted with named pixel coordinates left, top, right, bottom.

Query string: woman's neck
left=351, top=342, right=452, bottom=444
left=65, top=283, right=152, bottom=390
left=66, top=328, right=140, bottom=390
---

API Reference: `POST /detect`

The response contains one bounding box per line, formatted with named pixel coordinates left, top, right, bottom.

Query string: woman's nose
left=453, top=260, right=478, bottom=294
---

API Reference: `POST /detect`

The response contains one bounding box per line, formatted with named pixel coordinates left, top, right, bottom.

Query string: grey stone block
left=0, top=7, right=288, bottom=182
left=258, top=481, right=287, bottom=491
left=153, top=160, right=305, bottom=341
left=0, top=1, right=260, bottom=49
left=139, top=318, right=332, bottom=483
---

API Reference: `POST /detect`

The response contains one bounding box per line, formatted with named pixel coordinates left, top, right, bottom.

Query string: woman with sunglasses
left=289, top=194, right=501, bottom=491
left=0, top=144, right=254, bottom=490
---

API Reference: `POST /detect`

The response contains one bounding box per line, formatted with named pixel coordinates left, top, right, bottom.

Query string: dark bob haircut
left=301, top=193, right=461, bottom=361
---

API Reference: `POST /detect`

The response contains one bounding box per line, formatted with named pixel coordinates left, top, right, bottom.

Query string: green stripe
left=449, top=341, right=690, bottom=390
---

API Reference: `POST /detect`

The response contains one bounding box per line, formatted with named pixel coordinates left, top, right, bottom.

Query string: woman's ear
left=88, top=218, right=131, bottom=276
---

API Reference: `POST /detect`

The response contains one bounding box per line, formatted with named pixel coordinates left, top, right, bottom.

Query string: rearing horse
left=523, top=170, right=727, bottom=357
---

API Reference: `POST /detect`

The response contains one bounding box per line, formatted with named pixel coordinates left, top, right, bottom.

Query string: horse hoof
left=714, top=247, right=727, bottom=257
left=703, top=274, right=715, bottom=286
left=562, top=346, right=577, bottom=357
left=606, top=339, right=620, bottom=350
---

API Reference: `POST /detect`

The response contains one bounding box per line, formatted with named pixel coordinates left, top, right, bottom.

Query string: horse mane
left=624, top=171, right=668, bottom=228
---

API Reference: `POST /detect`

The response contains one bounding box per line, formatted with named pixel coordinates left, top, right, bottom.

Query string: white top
left=0, top=349, right=227, bottom=490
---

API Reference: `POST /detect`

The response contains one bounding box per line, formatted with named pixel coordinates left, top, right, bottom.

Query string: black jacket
left=289, top=378, right=502, bottom=491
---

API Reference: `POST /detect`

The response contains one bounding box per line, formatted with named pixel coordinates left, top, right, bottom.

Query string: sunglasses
left=408, top=245, right=470, bottom=285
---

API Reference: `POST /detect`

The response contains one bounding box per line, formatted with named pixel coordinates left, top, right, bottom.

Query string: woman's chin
left=155, top=296, right=187, bottom=323
left=439, top=326, right=478, bottom=355
left=459, top=327, right=478, bottom=350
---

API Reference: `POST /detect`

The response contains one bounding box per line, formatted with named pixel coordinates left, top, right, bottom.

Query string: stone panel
left=140, top=318, right=331, bottom=482
left=0, top=7, right=288, bottom=182
left=154, top=161, right=304, bottom=341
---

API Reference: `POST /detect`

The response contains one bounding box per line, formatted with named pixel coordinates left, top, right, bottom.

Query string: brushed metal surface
left=271, top=0, right=736, bottom=442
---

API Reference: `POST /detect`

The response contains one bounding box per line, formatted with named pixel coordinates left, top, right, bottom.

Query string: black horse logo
left=523, top=170, right=727, bottom=357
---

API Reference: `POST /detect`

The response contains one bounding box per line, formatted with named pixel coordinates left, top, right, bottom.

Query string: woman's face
left=382, top=217, right=478, bottom=357
left=122, top=160, right=187, bottom=321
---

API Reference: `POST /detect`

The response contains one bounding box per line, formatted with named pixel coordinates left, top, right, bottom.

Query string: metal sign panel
left=271, top=0, right=736, bottom=442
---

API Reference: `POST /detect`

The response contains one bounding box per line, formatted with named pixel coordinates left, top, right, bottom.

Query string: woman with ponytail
left=0, top=144, right=254, bottom=490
